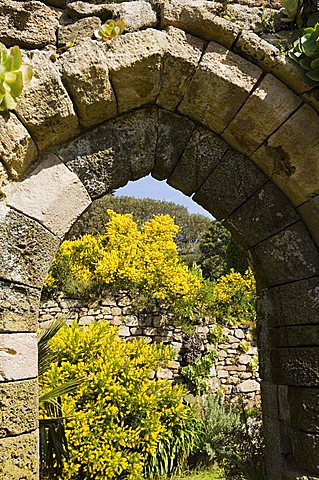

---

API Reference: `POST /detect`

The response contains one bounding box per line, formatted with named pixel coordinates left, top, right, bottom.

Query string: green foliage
left=67, top=195, right=212, bottom=267
left=192, top=394, right=242, bottom=465
left=222, top=409, right=265, bottom=480
left=198, top=221, right=248, bottom=281
left=289, top=22, right=319, bottom=84
left=38, top=319, right=84, bottom=479
left=45, top=210, right=212, bottom=328
left=0, top=43, right=32, bottom=111
left=182, top=351, right=218, bottom=395
left=211, top=269, right=256, bottom=327
left=40, top=321, right=200, bottom=479
left=282, top=0, right=303, bottom=24
left=94, top=19, right=125, bottom=41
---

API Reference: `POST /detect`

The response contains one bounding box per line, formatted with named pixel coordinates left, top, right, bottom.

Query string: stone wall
left=39, top=293, right=260, bottom=405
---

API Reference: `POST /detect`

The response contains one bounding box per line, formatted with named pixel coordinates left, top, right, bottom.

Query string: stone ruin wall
left=39, top=293, right=261, bottom=406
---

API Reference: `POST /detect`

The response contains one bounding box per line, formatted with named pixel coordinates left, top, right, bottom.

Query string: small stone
left=58, top=17, right=101, bottom=47
left=238, top=380, right=260, bottom=392
left=234, top=329, right=245, bottom=339
left=79, top=315, right=94, bottom=326
left=157, top=368, right=173, bottom=379
left=238, top=354, right=252, bottom=365
left=118, top=326, right=130, bottom=337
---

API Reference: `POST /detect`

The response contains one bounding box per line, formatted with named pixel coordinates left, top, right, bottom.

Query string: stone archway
left=1, top=2, right=319, bottom=479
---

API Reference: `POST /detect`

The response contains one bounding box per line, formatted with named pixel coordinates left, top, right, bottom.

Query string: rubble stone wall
left=39, top=294, right=261, bottom=404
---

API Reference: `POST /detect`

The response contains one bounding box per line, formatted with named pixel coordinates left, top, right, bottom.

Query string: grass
left=166, top=467, right=225, bottom=480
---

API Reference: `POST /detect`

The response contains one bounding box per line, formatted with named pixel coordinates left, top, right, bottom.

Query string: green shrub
left=289, top=22, right=319, bottom=85
left=40, top=321, right=200, bottom=479
left=211, top=269, right=256, bottom=327
left=192, top=394, right=242, bottom=466
left=44, top=210, right=214, bottom=329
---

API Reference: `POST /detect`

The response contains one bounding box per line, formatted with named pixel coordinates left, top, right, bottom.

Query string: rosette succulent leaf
left=94, top=19, right=125, bottom=42
left=289, top=22, right=319, bottom=84
left=282, top=0, right=303, bottom=23
left=0, top=43, right=32, bottom=111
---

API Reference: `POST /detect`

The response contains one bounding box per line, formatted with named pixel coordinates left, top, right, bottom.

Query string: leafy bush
left=191, top=394, right=241, bottom=467
left=211, top=269, right=256, bottom=327
left=222, top=410, right=265, bottom=480
left=44, top=210, right=210, bottom=326
left=66, top=195, right=212, bottom=267
left=289, top=22, right=319, bottom=85
left=40, top=321, right=200, bottom=479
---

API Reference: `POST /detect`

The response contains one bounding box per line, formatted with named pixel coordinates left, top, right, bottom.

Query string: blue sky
left=115, top=175, right=213, bottom=218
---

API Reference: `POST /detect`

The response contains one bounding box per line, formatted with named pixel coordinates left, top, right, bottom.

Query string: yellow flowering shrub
left=211, top=268, right=256, bottom=326
left=40, top=321, right=200, bottom=479
left=44, top=210, right=205, bottom=324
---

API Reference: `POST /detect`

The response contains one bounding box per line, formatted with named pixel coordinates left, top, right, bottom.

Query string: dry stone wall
left=39, top=294, right=260, bottom=405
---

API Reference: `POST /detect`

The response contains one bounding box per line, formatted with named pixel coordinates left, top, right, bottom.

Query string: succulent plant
left=94, top=19, right=125, bottom=42
left=0, top=43, right=32, bottom=112
left=282, top=0, right=303, bottom=23
left=289, top=22, right=319, bottom=84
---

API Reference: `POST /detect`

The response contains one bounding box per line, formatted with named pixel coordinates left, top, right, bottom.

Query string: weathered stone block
left=258, top=277, right=319, bottom=328
left=61, top=39, right=117, bottom=127
left=0, top=112, right=37, bottom=181
left=16, top=50, right=79, bottom=150
left=282, top=468, right=319, bottom=480
left=261, top=381, right=279, bottom=419
left=263, top=415, right=287, bottom=478
left=298, top=196, right=319, bottom=247
left=0, top=0, right=59, bottom=49
left=223, top=74, right=302, bottom=155
left=235, top=30, right=313, bottom=94
left=251, top=104, right=319, bottom=207
left=193, top=150, right=267, bottom=220
left=234, top=30, right=280, bottom=72
left=272, top=347, right=319, bottom=386
left=168, top=126, right=228, bottom=196
left=0, top=333, right=37, bottom=381
left=58, top=107, right=157, bottom=198
left=289, top=387, right=319, bottom=433
left=226, top=181, right=299, bottom=248
left=251, top=222, right=319, bottom=287
left=161, top=0, right=240, bottom=48
left=0, top=206, right=59, bottom=288
left=153, top=110, right=194, bottom=181
left=58, top=17, right=101, bottom=47
left=67, top=1, right=157, bottom=32
left=0, top=280, right=40, bottom=333
left=157, top=26, right=204, bottom=111
left=4, top=153, right=91, bottom=238
left=0, top=379, right=37, bottom=436
left=0, top=430, right=39, bottom=480
left=106, top=29, right=167, bottom=113
left=179, top=41, right=262, bottom=134
left=273, top=326, right=319, bottom=348
left=291, top=430, right=319, bottom=474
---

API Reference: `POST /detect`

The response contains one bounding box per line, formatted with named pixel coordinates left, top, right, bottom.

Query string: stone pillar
left=0, top=206, right=60, bottom=479
left=259, top=278, right=319, bottom=480
left=0, top=281, right=40, bottom=479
